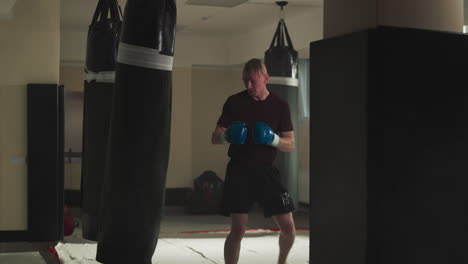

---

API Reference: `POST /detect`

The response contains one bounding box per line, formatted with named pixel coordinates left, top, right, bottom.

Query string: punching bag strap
left=279, top=20, right=285, bottom=46
left=91, top=1, right=105, bottom=25
left=269, top=19, right=295, bottom=50
left=106, top=0, right=122, bottom=22
left=269, top=21, right=281, bottom=49
left=98, top=3, right=111, bottom=23
left=91, top=0, right=122, bottom=25
left=282, top=20, right=294, bottom=50
left=117, top=4, right=123, bottom=20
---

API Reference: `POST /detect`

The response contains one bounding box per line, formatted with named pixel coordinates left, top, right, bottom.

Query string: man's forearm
left=277, top=136, right=295, bottom=152
left=211, top=133, right=224, bottom=144
left=211, top=127, right=227, bottom=144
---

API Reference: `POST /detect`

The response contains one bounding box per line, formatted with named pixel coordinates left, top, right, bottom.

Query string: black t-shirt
left=217, top=90, right=293, bottom=164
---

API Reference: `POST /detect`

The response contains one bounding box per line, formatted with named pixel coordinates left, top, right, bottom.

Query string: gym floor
left=0, top=205, right=309, bottom=264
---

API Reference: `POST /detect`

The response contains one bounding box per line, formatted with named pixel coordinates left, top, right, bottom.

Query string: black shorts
left=220, top=159, right=295, bottom=217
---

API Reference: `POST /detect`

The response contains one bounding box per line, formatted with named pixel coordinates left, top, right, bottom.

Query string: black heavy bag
left=81, top=0, right=122, bottom=241
left=96, top=0, right=176, bottom=263
left=265, top=18, right=298, bottom=78
left=264, top=17, right=299, bottom=209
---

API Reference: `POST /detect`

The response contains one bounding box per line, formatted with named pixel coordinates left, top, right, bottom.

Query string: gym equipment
left=253, top=121, right=279, bottom=146
left=264, top=1, right=299, bottom=208
left=81, top=0, right=123, bottom=242
left=189, top=171, right=224, bottom=214
left=225, top=121, right=248, bottom=144
left=96, top=1, right=176, bottom=263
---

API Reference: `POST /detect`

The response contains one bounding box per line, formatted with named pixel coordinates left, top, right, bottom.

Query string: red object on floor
left=64, top=205, right=74, bottom=236
left=64, top=215, right=73, bottom=235
left=48, top=245, right=62, bottom=264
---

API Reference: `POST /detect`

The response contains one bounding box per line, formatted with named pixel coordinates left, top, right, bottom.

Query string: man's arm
left=211, top=125, right=227, bottom=144
left=277, top=131, right=295, bottom=152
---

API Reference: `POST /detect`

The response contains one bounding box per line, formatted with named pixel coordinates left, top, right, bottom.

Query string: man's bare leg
left=272, top=213, right=296, bottom=264
left=224, top=213, right=248, bottom=264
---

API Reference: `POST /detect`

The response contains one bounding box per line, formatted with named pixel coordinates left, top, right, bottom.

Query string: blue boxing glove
left=253, top=121, right=280, bottom=147
left=224, top=121, right=248, bottom=144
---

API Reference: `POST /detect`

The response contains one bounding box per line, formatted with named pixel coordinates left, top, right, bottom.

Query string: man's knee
left=229, top=213, right=248, bottom=241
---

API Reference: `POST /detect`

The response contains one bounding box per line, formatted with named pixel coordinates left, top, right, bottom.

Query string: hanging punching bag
left=81, top=0, right=122, bottom=241
left=264, top=1, right=299, bottom=209
left=96, top=0, right=176, bottom=263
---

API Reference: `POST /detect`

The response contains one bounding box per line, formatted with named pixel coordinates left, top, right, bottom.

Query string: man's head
left=242, top=58, right=269, bottom=100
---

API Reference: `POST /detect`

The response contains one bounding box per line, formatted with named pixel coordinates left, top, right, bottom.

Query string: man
left=211, top=58, right=296, bottom=264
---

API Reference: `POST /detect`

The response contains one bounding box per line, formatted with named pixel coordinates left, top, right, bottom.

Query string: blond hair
left=242, top=58, right=267, bottom=80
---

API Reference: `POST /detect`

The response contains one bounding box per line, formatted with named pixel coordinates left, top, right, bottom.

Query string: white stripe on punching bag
left=117, top=42, right=173, bottom=71
left=267, top=76, right=299, bottom=87
left=85, top=70, right=116, bottom=83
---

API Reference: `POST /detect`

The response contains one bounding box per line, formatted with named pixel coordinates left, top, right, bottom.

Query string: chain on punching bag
left=264, top=1, right=299, bottom=209
left=96, top=0, right=176, bottom=263
left=81, top=0, right=122, bottom=241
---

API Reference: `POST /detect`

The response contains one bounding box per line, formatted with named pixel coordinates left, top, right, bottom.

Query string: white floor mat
left=55, top=230, right=309, bottom=264
left=0, top=252, right=47, bottom=264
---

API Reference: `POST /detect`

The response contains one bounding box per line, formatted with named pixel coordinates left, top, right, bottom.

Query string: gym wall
left=191, top=66, right=243, bottom=182
left=0, top=0, right=60, bottom=231
left=1, top=0, right=317, bottom=232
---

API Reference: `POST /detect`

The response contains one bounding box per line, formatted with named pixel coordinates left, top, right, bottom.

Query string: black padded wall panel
left=27, top=83, right=64, bottom=241
left=309, top=31, right=369, bottom=264
left=309, top=26, right=468, bottom=264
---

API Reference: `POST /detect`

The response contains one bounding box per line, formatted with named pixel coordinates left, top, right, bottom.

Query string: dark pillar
left=27, top=83, right=64, bottom=241
left=309, top=26, right=468, bottom=264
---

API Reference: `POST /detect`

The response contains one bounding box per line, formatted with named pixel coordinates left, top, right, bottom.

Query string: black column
left=27, top=83, right=64, bottom=241
left=309, top=26, right=468, bottom=264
